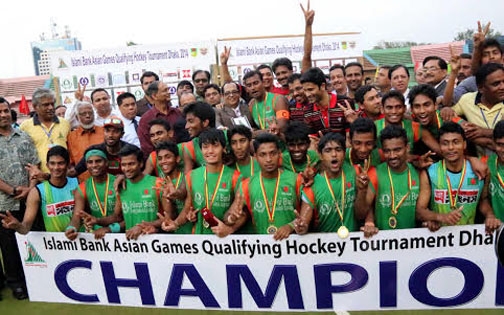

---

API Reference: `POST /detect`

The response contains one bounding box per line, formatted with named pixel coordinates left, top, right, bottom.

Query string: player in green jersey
left=375, top=90, right=441, bottom=156
left=182, top=102, right=216, bottom=172
left=280, top=121, right=320, bottom=173
left=154, top=141, right=192, bottom=234
left=226, top=133, right=310, bottom=240
left=228, top=126, right=259, bottom=179
left=83, top=146, right=170, bottom=240
left=476, top=121, right=504, bottom=227
left=1, top=146, right=78, bottom=234
left=360, top=125, right=420, bottom=236
left=161, top=129, right=241, bottom=236
left=301, top=132, right=367, bottom=235
left=416, top=122, right=499, bottom=232
left=144, top=119, right=177, bottom=175
left=243, top=70, right=290, bottom=132
left=65, top=149, right=117, bottom=240
left=347, top=118, right=382, bottom=172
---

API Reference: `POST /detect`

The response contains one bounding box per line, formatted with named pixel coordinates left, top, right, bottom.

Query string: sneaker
left=12, top=287, right=28, bottom=300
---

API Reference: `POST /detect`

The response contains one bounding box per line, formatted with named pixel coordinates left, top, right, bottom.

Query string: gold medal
left=337, top=225, right=349, bottom=239
left=203, top=220, right=210, bottom=229
left=267, top=225, right=278, bottom=234
left=389, top=216, right=397, bottom=229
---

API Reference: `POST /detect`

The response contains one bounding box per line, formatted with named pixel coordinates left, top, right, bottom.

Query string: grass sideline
left=0, top=288, right=502, bottom=315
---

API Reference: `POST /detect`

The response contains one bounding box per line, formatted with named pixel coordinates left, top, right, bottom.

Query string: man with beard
left=20, top=88, right=70, bottom=173
left=72, top=117, right=139, bottom=177
left=301, top=132, right=366, bottom=235
left=361, top=125, right=420, bottom=233
left=67, top=101, right=104, bottom=182
left=192, top=70, right=211, bottom=101
left=344, top=62, right=364, bottom=99
left=287, top=73, right=309, bottom=123
left=272, top=58, right=294, bottom=96
left=243, top=70, right=289, bottom=131
left=65, top=149, right=116, bottom=240
left=416, top=122, right=499, bottom=232
left=81, top=146, right=169, bottom=240
left=355, top=85, right=384, bottom=121
left=136, top=71, right=159, bottom=116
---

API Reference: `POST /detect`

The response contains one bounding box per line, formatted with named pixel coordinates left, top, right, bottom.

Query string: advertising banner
left=17, top=225, right=504, bottom=312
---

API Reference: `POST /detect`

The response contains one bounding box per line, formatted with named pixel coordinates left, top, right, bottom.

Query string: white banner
left=217, top=33, right=362, bottom=67
left=17, top=225, right=504, bottom=312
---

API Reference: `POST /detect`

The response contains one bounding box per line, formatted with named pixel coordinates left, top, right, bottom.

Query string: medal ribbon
left=255, top=93, right=268, bottom=129
left=259, top=171, right=281, bottom=223
left=290, top=154, right=310, bottom=173
left=204, top=166, right=224, bottom=210
left=91, top=174, right=110, bottom=217
left=324, top=171, right=346, bottom=223
left=387, top=166, right=412, bottom=215
left=496, top=158, right=504, bottom=189
left=173, top=171, right=182, bottom=189
left=435, top=111, right=442, bottom=129
left=443, top=160, right=467, bottom=209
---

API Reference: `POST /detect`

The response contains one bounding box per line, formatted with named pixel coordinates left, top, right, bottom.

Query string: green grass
left=0, top=287, right=502, bottom=315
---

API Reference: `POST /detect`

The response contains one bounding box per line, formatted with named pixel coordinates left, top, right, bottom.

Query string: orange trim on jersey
left=412, top=121, right=421, bottom=142
left=241, top=179, right=252, bottom=215
left=480, top=155, right=489, bottom=164
left=150, top=152, right=158, bottom=176
left=185, top=141, right=195, bottom=161
left=78, top=181, right=87, bottom=200
left=295, top=174, right=303, bottom=210
left=154, top=177, right=164, bottom=214
left=232, top=170, right=241, bottom=191
left=367, top=167, right=378, bottom=192
left=302, top=186, right=316, bottom=208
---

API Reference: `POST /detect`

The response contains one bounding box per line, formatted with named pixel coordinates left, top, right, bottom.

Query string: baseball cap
left=103, top=116, right=124, bottom=129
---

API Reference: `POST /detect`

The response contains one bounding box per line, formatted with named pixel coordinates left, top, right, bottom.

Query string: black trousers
left=0, top=205, right=26, bottom=289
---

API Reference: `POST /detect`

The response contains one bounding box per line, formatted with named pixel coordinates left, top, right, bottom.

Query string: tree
left=126, top=41, right=138, bottom=46
left=373, top=41, right=429, bottom=50
left=454, top=24, right=502, bottom=41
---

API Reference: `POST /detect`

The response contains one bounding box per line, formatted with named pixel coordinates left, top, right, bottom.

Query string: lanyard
left=255, top=93, right=268, bottom=129
left=204, top=166, right=224, bottom=210
left=259, top=171, right=281, bottom=223
left=495, top=158, right=504, bottom=189
left=324, top=171, right=345, bottom=224
left=236, top=156, right=254, bottom=175
left=290, top=154, right=310, bottom=173
left=387, top=166, right=412, bottom=215
left=91, top=174, right=110, bottom=217
left=443, top=160, right=467, bottom=209
left=480, top=107, right=502, bottom=129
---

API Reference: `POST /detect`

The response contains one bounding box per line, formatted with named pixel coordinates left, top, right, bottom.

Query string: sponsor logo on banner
left=24, top=241, right=46, bottom=267
left=181, top=69, right=192, bottom=79
left=58, top=58, right=68, bottom=69
left=79, top=77, right=90, bottom=86
left=96, top=75, right=108, bottom=87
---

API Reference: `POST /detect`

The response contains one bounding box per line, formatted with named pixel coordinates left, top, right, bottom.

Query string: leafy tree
left=373, top=41, right=429, bottom=50
left=454, top=24, right=502, bottom=41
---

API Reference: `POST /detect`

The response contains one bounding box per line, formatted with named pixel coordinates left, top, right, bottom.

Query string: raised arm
left=300, top=0, right=314, bottom=73
left=220, top=46, right=233, bottom=84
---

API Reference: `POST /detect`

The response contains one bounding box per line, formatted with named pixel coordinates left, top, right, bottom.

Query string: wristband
left=276, top=109, right=290, bottom=120
left=65, top=225, right=76, bottom=232
left=288, top=222, right=295, bottom=230
left=109, top=222, right=121, bottom=233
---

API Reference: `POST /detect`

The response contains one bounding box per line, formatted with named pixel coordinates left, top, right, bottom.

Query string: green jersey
left=234, top=157, right=260, bottom=179
left=485, top=154, right=504, bottom=220
left=375, top=119, right=421, bottom=151
left=77, top=174, right=117, bottom=230
left=37, top=177, right=78, bottom=232
left=251, top=92, right=279, bottom=130
left=427, top=160, right=483, bottom=225
left=302, top=162, right=357, bottom=232
left=345, top=148, right=382, bottom=170
left=281, top=149, right=320, bottom=173
left=119, top=175, right=163, bottom=230
left=369, top=163, right=419, bottom=230
left=184, top=137, right=205, bottom=168
left=187, top=165, right=241, bottom=234
left=150, top=143, right=185, bottom=176
left=241, top=170, right=301, bottom=234
left=169, top=172, right=193, bottom=234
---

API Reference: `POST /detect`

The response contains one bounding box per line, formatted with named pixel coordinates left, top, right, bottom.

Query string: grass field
left=0, top=287, right=502, bottom=315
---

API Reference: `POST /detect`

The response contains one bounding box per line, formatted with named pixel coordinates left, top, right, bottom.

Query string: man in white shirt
left=90, top=88, right=120, bottom=126
left=116, top=92, right=140, bottom=147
